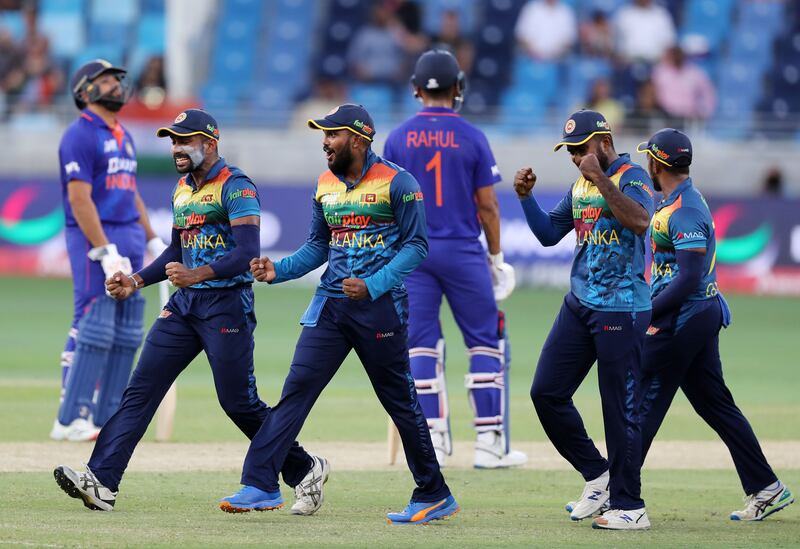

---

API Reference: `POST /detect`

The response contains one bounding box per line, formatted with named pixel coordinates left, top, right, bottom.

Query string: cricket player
left=54, top=109, right=325, bottom=515
left=514, top=110, right=654, bottom=530
left=636, top=128, right=794, bottom=521
left=219, top=104, right=458, bottom=524
left=383, top=49, right=526, bottom=468
left=52, top=59, right=165, bottom=442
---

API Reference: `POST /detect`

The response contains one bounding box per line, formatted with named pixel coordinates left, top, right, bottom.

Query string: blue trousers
left=241, top=293, right=451, bottom=503
left=531, top=293, right=649, bottom=510
left=639, top=298, right=777, bottom=495
left=406, top=238, right=505, bottom=432
left=88, top=286, right=312, bottom=491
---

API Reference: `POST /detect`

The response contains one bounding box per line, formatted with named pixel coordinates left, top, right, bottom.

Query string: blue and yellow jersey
left=273, top=150, right=428, bottom=302
left=171, top=158, right=260, bottom=289
left=650, top=178, right=719, bottom=302
left=551, top=154, right=655, bottom=312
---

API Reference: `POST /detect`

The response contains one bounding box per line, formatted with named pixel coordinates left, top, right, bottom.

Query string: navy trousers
left=639, top=299, right=777, bottom=495
left=531, top=293, right=649, bottom=510
left=88, top=286, right=312, bottom=491
left=240, top=293, right=451, bottom=503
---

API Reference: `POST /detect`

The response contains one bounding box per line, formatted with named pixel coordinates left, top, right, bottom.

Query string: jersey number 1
left=425, top=151, right=443, bottom=207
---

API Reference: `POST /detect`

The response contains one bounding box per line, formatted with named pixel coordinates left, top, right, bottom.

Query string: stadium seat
left=38, top=13, right=85, bottom=58
left=140, top=0, right=165, bottom=14
left=73, top=45, right=125, bottom=68
left=40, top=0, right=84, bottom=13
left=0, top=10, right=25, bottom=40
left=88, top=21, right=131, bottom=47
left=498, top=88, right=546, bottom=134
left=90, top=0, right=138, bottom=25
left=682, top=0, right=735, bottom=52
left=136, top=14, right=165, bottom=54
left=348, top=84, right=394, bottom=119
left=422, top=0, right=478, bottom=35
left=510, top=58, right=559, bottom=105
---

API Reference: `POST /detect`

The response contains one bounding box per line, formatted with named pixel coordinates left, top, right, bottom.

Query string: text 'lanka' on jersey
left=273, top=150, right=428, bottom=302
left=171, top=157, right=260, bottom=289
left=650, top=177, right=720, bottom=301
left=59, top=109, right=139, bottom=227
left=383, top=106, right=501, bottom=240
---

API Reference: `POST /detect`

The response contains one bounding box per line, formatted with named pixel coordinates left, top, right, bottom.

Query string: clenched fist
left=250, top=256, right=276, bottom=283
left=514, top=167, right=537, bottom=199
left=578, top=153, right=604, bottom=183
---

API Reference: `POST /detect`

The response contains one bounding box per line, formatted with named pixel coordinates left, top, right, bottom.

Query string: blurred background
left=0, top=0, right=799, bottom=294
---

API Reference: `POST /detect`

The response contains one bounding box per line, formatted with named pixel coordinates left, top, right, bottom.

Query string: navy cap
left=553, top=110, right=612, bottom=152
left=411, top=49, right=464, bottom=91
left=70, top=59, right=126, bottom=109
left=308, top=103, right=375, bottom=141
left=636, top=128, right=692, bottom=167
left=156, top=109, right=220, bottom=140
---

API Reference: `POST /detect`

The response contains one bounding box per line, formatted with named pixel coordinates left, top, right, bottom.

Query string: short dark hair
left=665, top=164, right=690, bottom=175
left=419, top=86, right=455, bottom=100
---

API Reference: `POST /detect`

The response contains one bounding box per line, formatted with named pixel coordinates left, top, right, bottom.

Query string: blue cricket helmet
left=70, top=59, right=128, bottom=110
left=410, top=49, right=466, bottom=111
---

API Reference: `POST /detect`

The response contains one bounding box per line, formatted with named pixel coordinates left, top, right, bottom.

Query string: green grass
left=0, top=277, right=797, bottom=443
left=1, top=278, right=798, bottom=547
left=1, top=470, right=798, bottom=548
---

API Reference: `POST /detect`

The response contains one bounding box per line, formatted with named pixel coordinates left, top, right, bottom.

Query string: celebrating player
left=54, top=109, right=324, bottom=514
left=514, top=110, right=654, bottom=530
left=636, top=128, right=794, bottom=521
left=383, top=49, right=526, bottom=469
left=51, top=59, right=165, bottom=442
left=219, top=104, right=459, bottom=524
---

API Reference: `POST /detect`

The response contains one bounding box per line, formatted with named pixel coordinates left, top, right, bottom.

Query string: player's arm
left=359, top=171, right=428, bottom=300
left=476, top=185, right=500, bottom=255
left=67, top=180, right=109, bottom=247
left=651, top=208, right=708, bottom=319
left=269, top=197, right=331, bottom=283
left=578, top=154, right=651, bottom=235
left=514, top=168, right=574, bottom=246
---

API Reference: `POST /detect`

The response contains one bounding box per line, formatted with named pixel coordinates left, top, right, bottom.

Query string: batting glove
left=146, top=236, right=168, bottom=258
left=488, top=252, right=516, bottom=302
left=88, top=244, right=133, bottom=295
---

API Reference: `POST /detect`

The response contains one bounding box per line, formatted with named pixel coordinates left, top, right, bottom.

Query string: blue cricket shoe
left=219, top=485, right=284, bottom=513
left=386, top=495, right=460, bottom=525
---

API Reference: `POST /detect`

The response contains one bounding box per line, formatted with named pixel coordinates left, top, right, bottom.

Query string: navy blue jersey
left=58, top=109, right=139, bottom=227
left=383, top=106, right=501, bottom=240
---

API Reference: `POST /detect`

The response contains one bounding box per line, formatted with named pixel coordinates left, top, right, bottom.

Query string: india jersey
left=274, top=150, right=428, bottom=301
left=549, top=154, right=655, bottom=312
left=59, top=109, right=139, bottom=226
left=383, top=106, right=501, bottom=239
left=650, top=178, right=719, bottom=301
left=171, top=158, right=260, bottom=289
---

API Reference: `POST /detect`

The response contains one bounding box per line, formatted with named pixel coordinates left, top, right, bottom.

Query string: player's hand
left=165, top=262, right=198, bottom=288
left=578, top=153, right=604, bottom=182
left=106, top=271, right=135, bottom=301
left=146, top=237, right=168, bottom=258
left=250, top=256, right=276, bottom=283
left=488, top=252, right=516, bottom=301
left=343, top=278, right=369, bottom=300
left=513, top=167, right=536, bottom=198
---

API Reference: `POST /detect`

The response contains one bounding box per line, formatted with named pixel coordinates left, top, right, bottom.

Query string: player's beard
left=653, top=176, right=662, bottom=192
left=173, top=145, right=205, bottom=174
left=326, top=143, right=353, bottom=175
left=595, top=148, right=610, bottom=172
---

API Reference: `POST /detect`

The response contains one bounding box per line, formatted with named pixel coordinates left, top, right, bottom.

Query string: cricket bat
left=387, top=416, right=401, bottom=465
left=155, top=281, right=176, bottom=442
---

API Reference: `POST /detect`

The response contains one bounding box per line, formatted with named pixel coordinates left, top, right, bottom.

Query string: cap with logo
left=156, top=109, right=221, bottom=140
left=636, top=128, right=692, bottom=167
left=71, top=59, right=128, bottom=110
left=553, top=109, right=612, bottom=151
left=308, top=103, right=375, bottom=141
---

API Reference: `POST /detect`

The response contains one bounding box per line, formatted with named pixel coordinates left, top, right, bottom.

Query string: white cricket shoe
left=290, top=455, right=330, bottom=516
left=54, top=464, right=117, bottom=511
left=566, top=499, right=609, bottom=516
left=50, top=418, right=100, bottom=442
left=730, top=483, right=794, bottom=521
left=569, top=470, right=610, bottom=520
left=474, top=430, right=528, bottom=469
left=592, top=507, right=650, bottom=530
